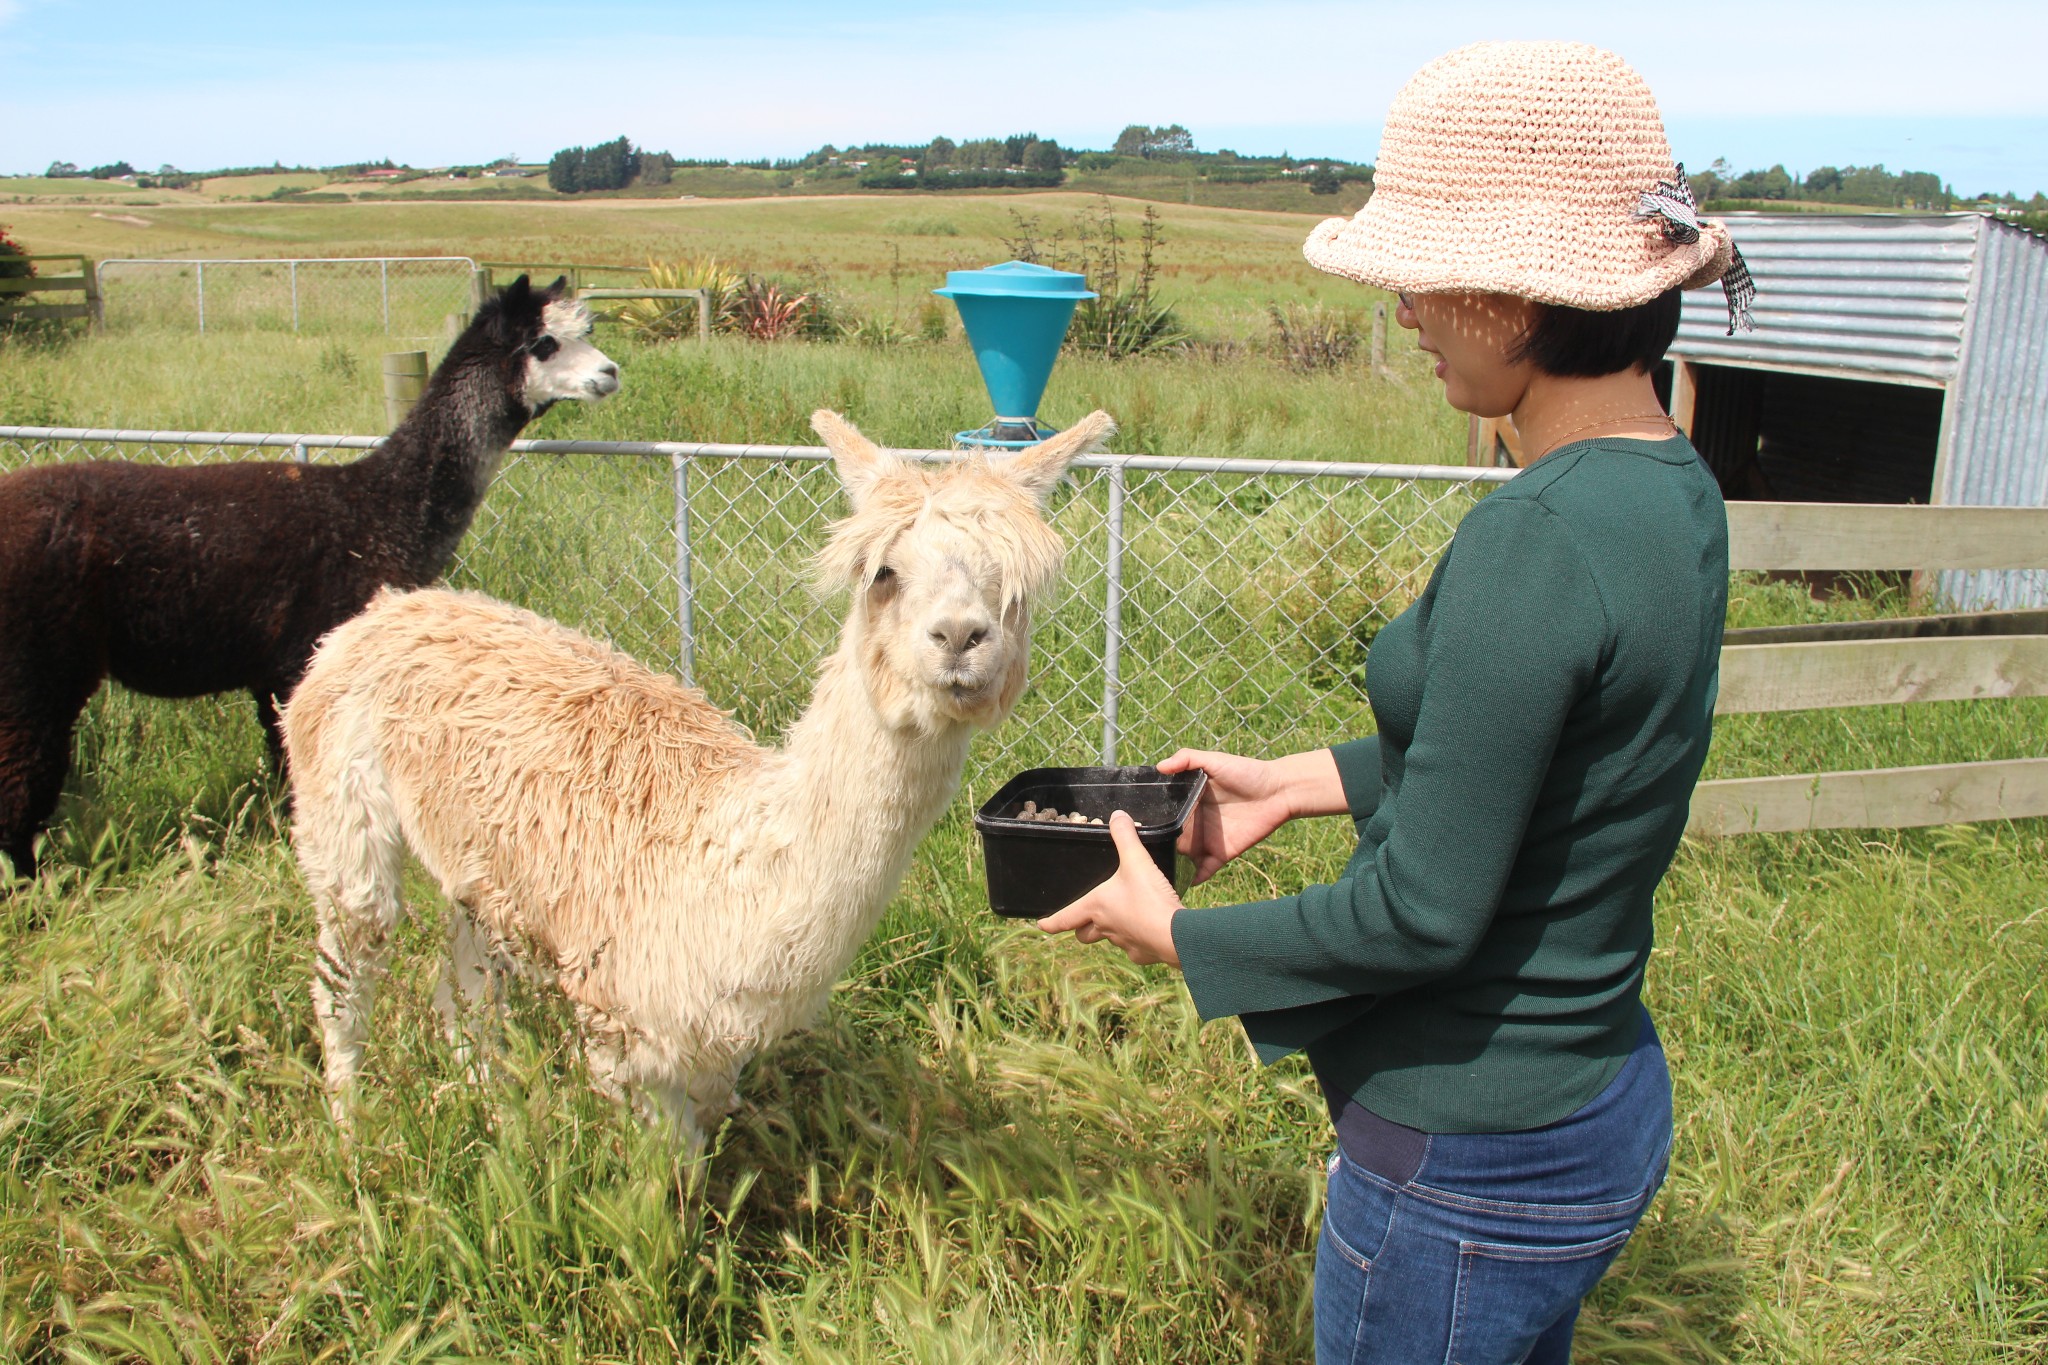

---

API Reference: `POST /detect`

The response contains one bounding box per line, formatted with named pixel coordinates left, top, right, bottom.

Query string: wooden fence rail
left=574, top=287, right=711, bottom=343
left=0, top=255, right=101, bottom=327
left=1692, top=501, right=2048, bottom=836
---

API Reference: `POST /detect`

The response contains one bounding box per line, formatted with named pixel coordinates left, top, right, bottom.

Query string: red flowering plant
left=0, top=224, right=34, bottom=283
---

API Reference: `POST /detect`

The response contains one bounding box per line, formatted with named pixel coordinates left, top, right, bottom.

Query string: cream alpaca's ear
left=812, top=409, right=901, bottom=510
left=1004, top=410, right=1115, bottom=507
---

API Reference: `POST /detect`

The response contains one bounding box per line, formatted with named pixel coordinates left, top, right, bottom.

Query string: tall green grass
left=3, top=798, right=2042, bottom=1360
left=2, top=326, right=2044, bottom=1360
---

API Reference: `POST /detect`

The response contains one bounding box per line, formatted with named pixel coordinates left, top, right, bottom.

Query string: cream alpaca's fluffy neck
left=767, top=640, right=976, bottom=938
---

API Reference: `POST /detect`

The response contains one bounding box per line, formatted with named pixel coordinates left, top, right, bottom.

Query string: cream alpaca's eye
left=529, top=336, right=560, bottom=361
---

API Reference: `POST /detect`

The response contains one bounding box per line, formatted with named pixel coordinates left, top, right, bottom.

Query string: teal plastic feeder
left=935, top=260, right=1095, bottom=448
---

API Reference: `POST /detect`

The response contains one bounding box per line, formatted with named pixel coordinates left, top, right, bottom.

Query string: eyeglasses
left=1396, top=292, right=1414, bottom=312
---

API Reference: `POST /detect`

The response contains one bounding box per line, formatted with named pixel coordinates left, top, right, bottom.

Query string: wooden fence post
left=382, top=351, right=429, bottom=430
left=1669, top=359, right=1697, bottom=435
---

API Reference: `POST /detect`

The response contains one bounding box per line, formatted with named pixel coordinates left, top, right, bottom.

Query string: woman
left=1037, top=41, right=1749, bottom=1364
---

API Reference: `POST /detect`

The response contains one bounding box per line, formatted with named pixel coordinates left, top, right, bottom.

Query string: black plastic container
left=974, top=766, right=1207, bottom=918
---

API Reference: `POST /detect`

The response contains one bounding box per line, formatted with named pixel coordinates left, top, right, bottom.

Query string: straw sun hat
left=1304, top=41, right=1754, bottom=333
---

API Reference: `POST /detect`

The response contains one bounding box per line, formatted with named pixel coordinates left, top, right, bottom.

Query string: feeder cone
left=935, top=261, right=1095, bottom=448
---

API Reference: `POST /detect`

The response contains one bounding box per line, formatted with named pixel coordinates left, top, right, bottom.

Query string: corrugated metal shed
left=1937, top=219, right=2048, bottom=609
left=1670, top=213, right=2048, bottom=610
left=1674, top=215, right=1977, bottom=387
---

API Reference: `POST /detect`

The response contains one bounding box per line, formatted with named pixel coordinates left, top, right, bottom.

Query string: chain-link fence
left=0, top=427, right=1508, bottom=778
left=94, top=258, right=480, bottom=337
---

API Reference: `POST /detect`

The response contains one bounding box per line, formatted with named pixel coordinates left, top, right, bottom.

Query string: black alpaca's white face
left=522, top=299, right=620, bottom=409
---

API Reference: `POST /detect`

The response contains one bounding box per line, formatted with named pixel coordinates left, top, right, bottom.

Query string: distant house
left=358, top=168, right=405, bottom=181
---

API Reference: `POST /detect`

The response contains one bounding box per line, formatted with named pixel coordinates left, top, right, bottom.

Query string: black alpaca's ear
left=504, top=273, right=534, bottom=306
left=544, top=274, right=570, bottom=299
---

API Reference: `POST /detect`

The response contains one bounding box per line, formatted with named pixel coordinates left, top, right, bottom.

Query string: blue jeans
left=1314, top=1009, right=1672, bottom=1364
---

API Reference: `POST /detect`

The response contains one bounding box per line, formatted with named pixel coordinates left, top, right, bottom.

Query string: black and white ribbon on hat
left=1635, top=163, right=1756, bottom=335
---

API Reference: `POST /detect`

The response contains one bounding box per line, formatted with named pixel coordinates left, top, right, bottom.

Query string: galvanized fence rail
left=0, top=427, right=1509, bottom=773
left=93, top=258, right=481, bottom=337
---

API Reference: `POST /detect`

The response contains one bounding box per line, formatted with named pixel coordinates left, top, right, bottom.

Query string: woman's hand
left=1037, top=811, right=1184, bottom=967
left=1157, top=748, right=1300, bottom=885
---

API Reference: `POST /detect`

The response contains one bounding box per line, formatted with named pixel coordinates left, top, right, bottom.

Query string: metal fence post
left=290, top=260, right=299, bottom=332
left=1101, top=462, right=1126, bottom=766
left=672, top=454, right=697, bottom=685
left=380, top=259, right=391, bottom=334
left=291, top=441, right=308, bottom=465
left=196, top=262, right=205, bottom=334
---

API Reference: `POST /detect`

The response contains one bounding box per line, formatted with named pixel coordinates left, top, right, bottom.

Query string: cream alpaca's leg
left=432, top=900, right=504, bottom=1077
left=298, top=743, right=407, bottom=1124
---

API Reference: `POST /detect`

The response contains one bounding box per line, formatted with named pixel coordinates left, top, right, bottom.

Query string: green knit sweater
left=1171, top=436, right=1728, bottom=1133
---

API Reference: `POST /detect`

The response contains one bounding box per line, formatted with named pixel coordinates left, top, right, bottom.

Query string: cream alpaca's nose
left=928, top=615, right=991, bottom=655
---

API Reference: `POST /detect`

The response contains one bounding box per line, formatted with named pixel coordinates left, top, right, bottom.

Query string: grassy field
left=2, top=193, right=1383, bottom=340
left=2, top=209, right=2046, bottom=1360
left=0, top=177, right=157, bottom=199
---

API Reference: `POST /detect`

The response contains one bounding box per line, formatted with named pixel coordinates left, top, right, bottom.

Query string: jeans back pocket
left=1447, top=1224, right=1635, bottom=1364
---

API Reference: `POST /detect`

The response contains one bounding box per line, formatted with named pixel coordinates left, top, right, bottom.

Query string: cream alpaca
left=283, top=409, right=1114, bottom=1131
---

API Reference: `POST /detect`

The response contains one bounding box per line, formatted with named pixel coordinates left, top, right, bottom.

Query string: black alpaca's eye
left=529, top=336, right=561, bottom=362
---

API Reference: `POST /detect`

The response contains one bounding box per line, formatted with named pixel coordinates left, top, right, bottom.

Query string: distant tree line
left=37, top=136, right=2044, bottom=211
left=43, top=160, right=137, bottom=179
left=848, top=132, right=1067, bottom=190
left=1688, top=159, right=1955, bottom=210
left=33, top=157, right=409, bottom=190
left=546, top=137, right=675, bottom=193
left=1111, top=125, right=1195, bottom=159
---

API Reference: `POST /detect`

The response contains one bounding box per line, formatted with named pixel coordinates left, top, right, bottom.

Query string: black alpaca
left=0, top=275, right=619, bottom=879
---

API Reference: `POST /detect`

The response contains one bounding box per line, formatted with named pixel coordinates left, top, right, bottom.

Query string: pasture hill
left=13, top=131, right=2040, bottom=224
left=5, top=127, right=1379, bottom=215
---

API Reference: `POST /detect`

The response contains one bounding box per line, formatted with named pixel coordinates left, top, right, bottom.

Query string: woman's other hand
left=1037, top=812, right=1185, bottom=966
left=1158, top=748, right=1329, bottom=885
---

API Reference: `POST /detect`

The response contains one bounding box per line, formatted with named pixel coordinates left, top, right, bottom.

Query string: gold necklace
left=1532, top=411, right=1677, bottom=461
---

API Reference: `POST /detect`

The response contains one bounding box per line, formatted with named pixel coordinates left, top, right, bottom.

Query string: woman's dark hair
left=1511, top=286, right=1683, bottom=377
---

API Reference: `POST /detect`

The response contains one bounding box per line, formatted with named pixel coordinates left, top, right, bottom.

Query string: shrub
left=1267, top=304, right=1361, bottom=372
left=916, top=299, right=951, bottom=343
left=0, top=225, right=33, bottom=283
left=1001, top=200, right=1189, bottom=360
left=0, top=224, right=36, bottom=325
left=731, top=276, right=819, bottom=342
left=613, top=258, right=743, bottom=341
left=838, top=313, right=908, bottom=348
left=1069, top=292, right=1189, bottom=361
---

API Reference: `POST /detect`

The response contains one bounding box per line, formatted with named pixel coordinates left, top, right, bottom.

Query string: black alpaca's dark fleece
left=0, top=275, right=567, bottom=879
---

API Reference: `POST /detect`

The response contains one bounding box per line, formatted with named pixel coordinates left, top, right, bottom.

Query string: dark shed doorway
left=1678, top=363, right=1944, bottom=504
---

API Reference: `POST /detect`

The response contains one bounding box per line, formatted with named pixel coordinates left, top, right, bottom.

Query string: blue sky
left=6, top=0, right=2046, bottom=195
